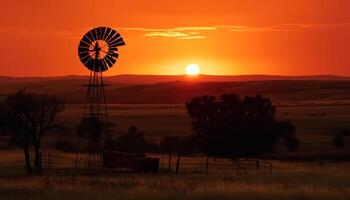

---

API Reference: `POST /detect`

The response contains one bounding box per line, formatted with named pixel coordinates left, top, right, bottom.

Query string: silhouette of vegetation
left=285, top=135, right=300, bottom=152
left=333, top=129, right=350, bottom=149
left=186, top=93, right=299, bottom=161
left=54, top=139, right=77, bottom=152
left=275, top=121, right=300, bottom=152
left=0, top=89, right=65, bottom=173
left=334, top=134, right=345, bottom=149
left=76, top=117, right=104, bottom=150
left=112, top=126, right=147, bottom=155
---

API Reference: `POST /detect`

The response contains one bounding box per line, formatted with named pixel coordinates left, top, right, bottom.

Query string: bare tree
left=0, top=89, right=65, bottom=173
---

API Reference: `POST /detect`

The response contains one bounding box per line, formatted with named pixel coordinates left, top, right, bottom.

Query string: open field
left=26, top=103, right=349, bottom=158
left=0, top=150, right=350, bottom=200
left=2, top=103, right=350, bottom=158
left=1, top=104, right=350, bottom=199
left=2, top=103, right=350, bottom=159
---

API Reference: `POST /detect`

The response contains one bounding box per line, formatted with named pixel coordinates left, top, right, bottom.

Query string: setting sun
left=185, top=64, right=200, bottom=75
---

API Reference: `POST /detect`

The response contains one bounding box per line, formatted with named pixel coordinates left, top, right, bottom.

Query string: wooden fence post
left=46, top=154, right=49, bottom=170
left=205, top=156, right=209, bottom=176
left=270, top=163, right=273, bottom=174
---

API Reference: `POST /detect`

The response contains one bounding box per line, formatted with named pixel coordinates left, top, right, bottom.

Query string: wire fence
left=1, top=150, right=274, bottom=175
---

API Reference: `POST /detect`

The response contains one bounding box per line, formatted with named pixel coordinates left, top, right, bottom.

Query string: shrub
left=334, top=134, right=345, bottom=149
left=54, top=140, right=77, bottom=152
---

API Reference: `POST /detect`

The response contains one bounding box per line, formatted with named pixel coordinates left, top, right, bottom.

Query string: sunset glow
left=1, top=1, right=350, bottom=76
left=186, top=64, right=200, bottom=75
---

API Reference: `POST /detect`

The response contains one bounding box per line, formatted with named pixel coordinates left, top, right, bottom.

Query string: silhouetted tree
left=112, top=126, right=147, bottom=155
left=340, top=129, right=350, bottom=137
left=285, top=136, right=300, bottom=152
left=334, top=133, right=345, bottom=149
left=0, top=89, right=65, bottom=173
left=275, top=121, right=300, bottom=152
left=77, top=117, right=104, bottom=149
left=186, top=93, right=299, bottom=161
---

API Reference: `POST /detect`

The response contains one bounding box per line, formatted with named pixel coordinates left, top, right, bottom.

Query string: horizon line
left=0, top=73, right=349, bottom=78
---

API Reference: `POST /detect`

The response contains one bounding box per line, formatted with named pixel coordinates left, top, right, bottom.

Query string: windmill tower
left=78, top=27, right=125, bottom=122
left=76, top=27, right=125, bottom=169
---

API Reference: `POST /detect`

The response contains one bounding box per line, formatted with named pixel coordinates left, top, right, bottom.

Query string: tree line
left=0, top=90, right=301, bottom=174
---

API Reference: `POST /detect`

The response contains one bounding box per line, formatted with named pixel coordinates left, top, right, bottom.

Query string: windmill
left=76, top=27, right=125, bottom=169
left=78, top=27, right=125, bottom=121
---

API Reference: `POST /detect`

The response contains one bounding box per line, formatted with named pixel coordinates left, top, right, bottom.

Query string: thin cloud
left=178, top=36, right=206, bottom=40
left=144, top=31, right=189, bottom=38
left=120, top=26, right=215, bottom=40
left=119, top=23, right=350, bottom=39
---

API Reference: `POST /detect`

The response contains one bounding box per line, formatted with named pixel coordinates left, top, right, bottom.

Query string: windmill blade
left=79, top=40, right=92, bottom=47
left=107, top=50, right=119, bottom=59
left=109, top=47, right=119, bottom=51
left=80, top=51, right=94, bottom=61
left=107, top=32, right=121, bottom=45
left=81, top=55, right=93, bottom=66
left=78, top=49, right=93, bottom=55
left=101, top=59, right=109, bottom=71
left=79, top=40, right=90, bottom=48
left=103, top=27, right=114, bottom=41
left=85, top=59, right=95, bottom=71
left=103, top=56, right=114, bottom=67
left=108, top=36, right=125, bottom=47
left=97, top=27, right=103, bottom=40
left=78, top=44, right=90, bottom=52
left=105, top=29, right=117, bottom=44
left=88, top=29, right=96, bottom=42
left=94, top=28, right=99, bottom=41
left=106, top=32, right=119, bottom=44
left=78, top=52, right=90, bottom=58
left=105, top=54, right=117, bottom=64
left=82, top=34, right=93, bottom=44
left=101, top=27, right=108, bottom=40
left=108, top=40, right=125, bottom=48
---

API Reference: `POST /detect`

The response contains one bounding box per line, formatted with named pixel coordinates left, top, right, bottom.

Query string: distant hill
left=104, top=74, right=350, bottom=84
left=1, top=74, right=350, bottom=85
left=57, top=80, right=350, bottom=104
left=0, top=75, right=350, bottom=104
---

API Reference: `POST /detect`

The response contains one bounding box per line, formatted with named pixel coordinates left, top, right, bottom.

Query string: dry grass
left=1, top=151, right=350, bottom=200
left=1, top=104, right=350, bottom=199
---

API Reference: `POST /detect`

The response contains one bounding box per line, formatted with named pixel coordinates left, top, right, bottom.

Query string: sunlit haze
left=1, top=0, right=350, bottom=76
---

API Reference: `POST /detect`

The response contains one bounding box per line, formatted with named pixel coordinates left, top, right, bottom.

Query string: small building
left=103, top=151, right=159, bottom=173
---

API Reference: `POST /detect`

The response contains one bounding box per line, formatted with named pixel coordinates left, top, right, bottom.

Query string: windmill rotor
left=78, top=27, right=125, bottom=72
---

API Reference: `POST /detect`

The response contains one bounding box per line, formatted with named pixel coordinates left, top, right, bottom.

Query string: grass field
left=0, top=152, right=350, bottom=200
left=1, top=104, right=350, bottom=199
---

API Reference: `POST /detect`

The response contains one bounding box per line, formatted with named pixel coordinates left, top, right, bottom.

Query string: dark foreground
left=1, top=151, right=350, bottom=200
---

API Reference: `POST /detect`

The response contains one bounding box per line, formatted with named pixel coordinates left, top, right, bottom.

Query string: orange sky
left=1, top=0, right=350, bottom=76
